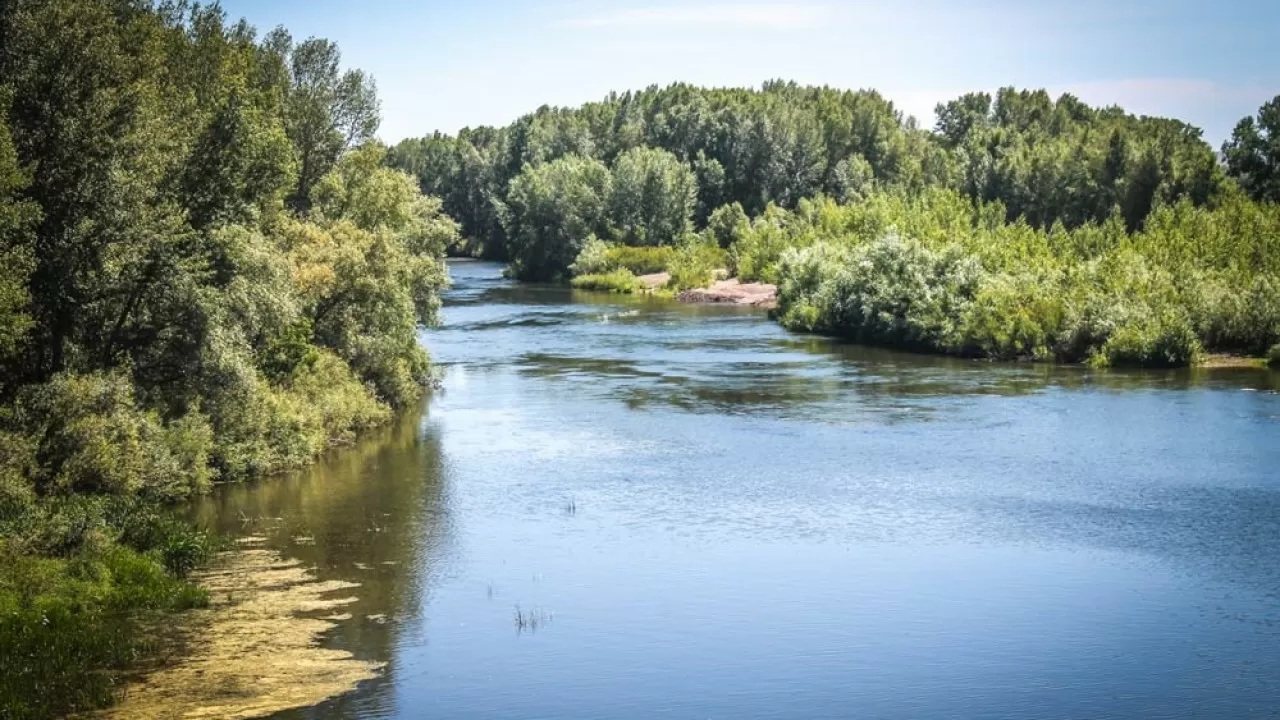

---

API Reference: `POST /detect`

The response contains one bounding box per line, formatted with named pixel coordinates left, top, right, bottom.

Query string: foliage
left=608, top=146, right=697, bottom=246
left=0, top=495, right=212, bottom=718
left=1223, top=94, right=1280, bottom=204
left=776, top=234, right=984, bottom=352
left=567, top=235, right=613, bottom=276
left=770, top=186, right=1271, bottom=365
left=603, top=245, right=677, bottom=275
left=571, top=269, right=645, bottom=294
left=503, top=155, right=613, bottom=280
left=666, top=239, right=728, bottom=291
left=390, top=82, right=1233, bottom=270
left=0, top=2, right=453, bottom=712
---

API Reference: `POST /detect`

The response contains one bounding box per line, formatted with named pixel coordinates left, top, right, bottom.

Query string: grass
left=605, top=245, right=675, bottom=275
left=0, top=497, right=215, bottom=719
left=571, top=269, right=646, bottom=293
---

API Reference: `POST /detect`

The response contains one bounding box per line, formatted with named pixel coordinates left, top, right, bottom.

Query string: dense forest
left=389, top=84, right=1280, bottom=367
left=0, top=1, right=453, bottom=716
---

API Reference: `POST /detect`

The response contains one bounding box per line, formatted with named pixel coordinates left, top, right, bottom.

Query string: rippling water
left=192, top=260, right=1280, bottom=719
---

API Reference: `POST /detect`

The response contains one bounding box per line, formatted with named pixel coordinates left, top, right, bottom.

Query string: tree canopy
left=1223, top=94, right=1280, bottom=204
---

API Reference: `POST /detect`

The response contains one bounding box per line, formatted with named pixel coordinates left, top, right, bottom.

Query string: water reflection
left=190, top=408, right=454, bottom=720
left=186, top=260, right=1280, bottom=720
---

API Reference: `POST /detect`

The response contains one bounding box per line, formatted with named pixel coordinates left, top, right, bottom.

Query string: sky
left=218, top=0, right=1279, bottom=147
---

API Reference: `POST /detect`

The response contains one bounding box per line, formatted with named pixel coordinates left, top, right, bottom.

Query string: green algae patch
left=99, top=543, right=381, bottom=719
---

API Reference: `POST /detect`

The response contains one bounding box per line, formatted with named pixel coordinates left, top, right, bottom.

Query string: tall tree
left=1223, top=95, right=1280, bottom=203
left=272, top=32, right=380, bottom=213
left=503, top=155, right=612, bottom=280
left=609, top=146, right=697, bottom=246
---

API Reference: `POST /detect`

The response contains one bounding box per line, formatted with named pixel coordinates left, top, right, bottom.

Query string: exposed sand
left=677, top=279, right=778, bottom=309
left=99, top=541, right=381, bottom=720
left=636, top=272, right=670, bottom=289
left=1197, top=354, right=1270, bottom=369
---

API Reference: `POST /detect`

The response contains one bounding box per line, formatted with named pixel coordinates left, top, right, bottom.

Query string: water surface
left=193, top=260, right=1280, bottom=719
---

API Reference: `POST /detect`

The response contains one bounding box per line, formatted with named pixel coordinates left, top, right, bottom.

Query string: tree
left=504, top=155, right=613, bottom=280
left=0, top=108, right=38, bottom=385
left=609, top=146, right=697, bottom=246
left=1223, top=95, right=1280, bottom=203
left=272, top=33, right=381, bottom=214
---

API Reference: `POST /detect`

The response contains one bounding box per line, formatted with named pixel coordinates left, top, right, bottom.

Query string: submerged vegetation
left=391, top=84, right=1280, bottom=366
left=0, top=0, right=452, bottom=715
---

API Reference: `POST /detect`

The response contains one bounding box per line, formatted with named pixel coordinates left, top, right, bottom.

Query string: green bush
left=1091, top=313, right=1201, bottom=367
left=568, top=235, right=613, bottom=276
left=777, top=234, right=985, bottom=353
left=606, top=245, right=675, bottom=275
left=1, top=373, right=212, bottom=501
left=960, top=272, right=1064, bottom=360
left=568, top=240, right=678, bottom=279
left=0, top=540, right=208, bottom=718
left=0, top=494, right=214, bottom=718
left=666, top=240, right=727, bottom=291
left=571, top=269, right=645, bottom=293
left=1266, top=344, right=1280, bottom=367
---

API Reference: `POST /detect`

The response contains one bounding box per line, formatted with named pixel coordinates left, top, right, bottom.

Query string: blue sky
left=219, top=0, right=1278, bottom=147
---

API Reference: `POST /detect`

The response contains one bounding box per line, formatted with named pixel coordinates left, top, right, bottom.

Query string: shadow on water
left=187, top=405, right=455, bottom=720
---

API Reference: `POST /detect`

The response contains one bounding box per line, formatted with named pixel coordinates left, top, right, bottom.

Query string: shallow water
left=191, top=260, right=1280, bottom=720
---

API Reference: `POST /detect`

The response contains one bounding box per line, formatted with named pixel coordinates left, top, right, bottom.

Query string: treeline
left=0, top=1, right=453, bottom=716
left=391, top=83, right=1222, bottom=269
left=391, top=84, right=1280, bottom=365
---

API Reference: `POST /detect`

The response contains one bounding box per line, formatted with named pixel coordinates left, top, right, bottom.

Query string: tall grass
left=0, top=496, right=214, bottom=718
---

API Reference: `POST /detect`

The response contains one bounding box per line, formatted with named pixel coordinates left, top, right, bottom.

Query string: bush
left=1267, top=344, right=1280, bottom=367
left=777, top=234, right=985, bottom=353
left=0, top=493, right=214, bottom=717
left=568, top=234, right=612, bottom=276
left=0, top=539, right=208, bottom=718
left=1091, top=312, right=1201, bottom=367
left=567, top=239, right=676, bottom=278
left=1, top=373, right=213, bottom=500
left=605, top=245, right=675, bottom=275
left=666, top=240, right=727, bottom=291
left=960, top=272, right=1065, bottom=360
left=571, top=269, right=645, bottom=293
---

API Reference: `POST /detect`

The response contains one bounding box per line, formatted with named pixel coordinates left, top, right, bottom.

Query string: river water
left=192, top=260, right=1280, bottom=720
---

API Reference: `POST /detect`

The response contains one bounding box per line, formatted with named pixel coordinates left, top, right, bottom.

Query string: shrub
left=571, top=269, right=645, bottom=293
left=2, top=373, right=212, bottom=500
left=1091, top=312, right=1201, bottom=367
left=777, top=234, right=984, bottom=353
left=960, top=272, right=1065, bottom=360
left=666, top=240, right=727, bottom=291
left=606, top=245, right=675, bottom=275
left=568, top=234, right=612, bottom=276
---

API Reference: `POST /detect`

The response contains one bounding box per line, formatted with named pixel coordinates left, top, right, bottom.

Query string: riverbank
left=576, top=268, right=780, bottom=310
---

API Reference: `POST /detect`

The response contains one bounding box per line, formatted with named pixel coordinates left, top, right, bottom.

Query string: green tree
left=272, top=33, right=381, bottom=214
left=1223, top=95, right=1280, bottom=203
left=609, top=146, right=697, bottom=246
left=504, top=155, right=613, bottom=280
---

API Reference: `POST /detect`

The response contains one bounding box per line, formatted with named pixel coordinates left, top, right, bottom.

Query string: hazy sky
left=218, top=0, right=1278, bottom=147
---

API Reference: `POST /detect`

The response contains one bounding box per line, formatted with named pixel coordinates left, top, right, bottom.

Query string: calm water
left=193, top=260, right=1280, bottom=720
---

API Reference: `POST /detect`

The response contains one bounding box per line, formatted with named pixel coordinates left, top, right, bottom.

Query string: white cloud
left=565, top=3, right=833, bottom=30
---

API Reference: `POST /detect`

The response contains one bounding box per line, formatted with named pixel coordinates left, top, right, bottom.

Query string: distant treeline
left=0, top=1, right=453, bottom=716
left=390, top=84, right=1280, bottom=366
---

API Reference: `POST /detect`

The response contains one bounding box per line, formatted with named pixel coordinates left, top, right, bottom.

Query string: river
left=189, top=259, right=1280, bottom=719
